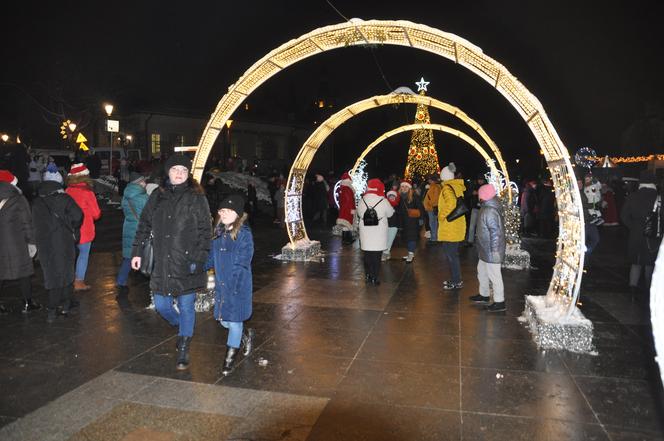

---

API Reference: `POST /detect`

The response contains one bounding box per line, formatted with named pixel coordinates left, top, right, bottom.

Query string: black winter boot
left=222, top=346, right=238, bottom=376
left=22, top=298, right=42, bottom=313
left=176, top=336, right=192, bottom=370
left=241, top=328, right=255, bottom=356
left=342, top=230, right=354, bottom=245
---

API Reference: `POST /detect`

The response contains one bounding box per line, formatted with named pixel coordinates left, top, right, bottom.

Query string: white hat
left=440, top=162, right=457, bottom=181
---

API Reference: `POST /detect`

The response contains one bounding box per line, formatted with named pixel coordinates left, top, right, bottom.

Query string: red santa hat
left=68, top=163, right=89, bottom=176
left=0, top=170, right=18, bottom=186
left=365, top=178, right=385, bottom=196
left=386, top=190, right=400, bottom=207
left=340, top=172, right=351, bottom=180
left=400, top=180, right=412, bottom=189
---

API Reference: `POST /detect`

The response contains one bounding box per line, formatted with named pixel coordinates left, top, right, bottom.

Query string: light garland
left=588, top=154, right=664, bottom=164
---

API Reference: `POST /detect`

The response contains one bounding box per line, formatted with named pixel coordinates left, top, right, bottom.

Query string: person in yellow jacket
left=423, top=174, right=441, bottom=242
left=438, top=162, right=466, bottom=290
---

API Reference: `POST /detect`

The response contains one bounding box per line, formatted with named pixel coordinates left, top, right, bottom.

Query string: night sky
left=2, top=0, right=663, bottom=176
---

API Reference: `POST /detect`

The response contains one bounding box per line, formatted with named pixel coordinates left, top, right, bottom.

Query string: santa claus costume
left=336, top=172, right=356, bottom=244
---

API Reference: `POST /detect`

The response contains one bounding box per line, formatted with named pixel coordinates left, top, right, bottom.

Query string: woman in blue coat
left=117, top=173, right=148, bottom=292
left=207, top=194, right=255, bottom=375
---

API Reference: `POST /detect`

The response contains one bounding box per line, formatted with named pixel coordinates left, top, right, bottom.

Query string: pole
left=109, top=125, right=113, bottom=176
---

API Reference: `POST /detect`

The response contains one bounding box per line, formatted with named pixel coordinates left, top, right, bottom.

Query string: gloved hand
left=28, top=244, right=37, bottom=258
left=424, top=231, right=431, bottom=239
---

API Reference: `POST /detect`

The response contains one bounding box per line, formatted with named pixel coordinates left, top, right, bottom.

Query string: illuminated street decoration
left=191, top=19, right=585, bottom=319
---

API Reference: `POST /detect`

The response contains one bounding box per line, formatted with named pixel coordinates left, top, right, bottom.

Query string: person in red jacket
left=336, top=172, right=356, bottom=244
left=65, top=163, right=101, bottom=291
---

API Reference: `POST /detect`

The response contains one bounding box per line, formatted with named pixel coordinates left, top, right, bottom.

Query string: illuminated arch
left=285, top=93, right=510, bottom=243
left=349, top=123, right=498, bottom=177
left=193, top=20, right=584, bottom=315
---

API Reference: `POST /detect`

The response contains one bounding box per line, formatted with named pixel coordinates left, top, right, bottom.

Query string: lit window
left=244, top=103, right=250, bottom=111
left=318, top=100, right=325, bottom=108
left=151, top=133, right=161, bottom=155
left=175, top=134, right=185, bottom=146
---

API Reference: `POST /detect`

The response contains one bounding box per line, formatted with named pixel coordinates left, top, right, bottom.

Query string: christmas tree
left=403, top=78, right=441, bottom=181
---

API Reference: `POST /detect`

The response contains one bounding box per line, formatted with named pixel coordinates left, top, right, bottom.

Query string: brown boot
left=74, top=279, right=91, bottom=291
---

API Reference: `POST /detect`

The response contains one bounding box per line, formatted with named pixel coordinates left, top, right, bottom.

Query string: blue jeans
left=407, top=240, right=416, bottom=253
left=154, top=292, right=196, bottom=337
left=220, top=320, right=244, bottom=348
left=385, top=227, right=398, bottom=253
left=75, top=242, right=92, bottom=280
left=116, top=258, right=131, bottom=287
left=585, top=224, right=600, bottom=256
left=441, top=241, right=461, bottom=283
left=427, top=211, right=438, bottom=241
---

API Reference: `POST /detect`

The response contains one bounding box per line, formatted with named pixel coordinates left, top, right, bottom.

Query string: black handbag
left=644, top=195, right=662, bottom=239
left=445, top=185, right=469, bottom=222
left=139, top=232, right=155, bottom=276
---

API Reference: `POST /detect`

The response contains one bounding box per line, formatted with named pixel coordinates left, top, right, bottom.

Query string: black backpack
left=362, top=197, right=383, bottom=226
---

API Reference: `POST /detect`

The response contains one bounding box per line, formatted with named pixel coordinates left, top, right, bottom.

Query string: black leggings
left=363, top=251, right=383, bottom=279
left=48, top=284, right=73, bottom=310
left=0, top=276, right=32, bottom=300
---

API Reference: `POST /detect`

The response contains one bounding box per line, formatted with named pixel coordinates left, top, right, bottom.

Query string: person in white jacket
left=356, top=178, right=394, bottom=285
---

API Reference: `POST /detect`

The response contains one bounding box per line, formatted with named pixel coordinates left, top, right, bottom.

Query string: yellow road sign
left=76, top=133, right=87, bottom=143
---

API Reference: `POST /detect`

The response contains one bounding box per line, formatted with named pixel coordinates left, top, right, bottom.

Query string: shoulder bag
left=445, top=185, right=469, bottom=222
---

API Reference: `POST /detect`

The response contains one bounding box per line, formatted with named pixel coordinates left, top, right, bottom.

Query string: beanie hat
left=68, top=163, right=89, bottom=176
left=43, top=168, right=63, bottom=184
left=639, top=170, right=656, bottom=184
left=478, top=184, right=497, bottom=201
left=218, top=194, right=245, bottom=217
left=0, top=170, right=18, bottom=186
left=165, top=154, right=192, bottom=173
left=365, top=178, right=386, bottom=196
left=440, top=162, right=456, bottom=181
left=128, top=172, right=146, bottom=184
left=386, top=190, right=400, bottom=207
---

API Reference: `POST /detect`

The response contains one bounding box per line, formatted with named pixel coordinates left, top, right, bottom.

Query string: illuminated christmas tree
left=403, top=78, right=441, bottom=181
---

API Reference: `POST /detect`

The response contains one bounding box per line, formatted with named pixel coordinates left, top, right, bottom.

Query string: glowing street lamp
left=68, top=122, right=77, bottom=132
left=104, top=104, right=114, bottom=117
left=104, top=103, right=115, bottom=175
left=126, top=134, right=133, bottom=143
left=1, top=134, right=8, bottom=142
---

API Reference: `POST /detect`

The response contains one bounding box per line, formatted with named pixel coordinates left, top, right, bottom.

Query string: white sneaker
left=381, top=252, right=390, bottom=261
left=405, top=252, right=414, bottom=263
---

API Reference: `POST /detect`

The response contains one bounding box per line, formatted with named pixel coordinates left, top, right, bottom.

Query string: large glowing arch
left=349, top=123, right=498, bottom=176
left=193, top=19, right=584, bottom=315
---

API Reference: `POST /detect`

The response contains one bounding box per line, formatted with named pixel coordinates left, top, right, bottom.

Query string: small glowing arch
left=285, top=93, right=510, bottom=245
left=193, top=19, right=584, bottom=316
left=349, top=123, right=498, bottom=177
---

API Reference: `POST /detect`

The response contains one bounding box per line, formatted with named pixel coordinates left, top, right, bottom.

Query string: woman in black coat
left=0, top=174, right=41, bottom=313
left=32, top=179, right=83, bottom=321
left=620, top=171, right=661, bottom=298
left=398, top=180, right=426, bottom=263
left=132, top=154, right=211, bottom=370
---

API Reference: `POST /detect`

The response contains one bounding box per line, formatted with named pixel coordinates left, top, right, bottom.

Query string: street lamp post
left=104, top=104, right=114, bottom=175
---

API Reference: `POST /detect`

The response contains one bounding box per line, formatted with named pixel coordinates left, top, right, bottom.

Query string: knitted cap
left=0, top=170, right=18, bottom=186
left=43, top=169, right=63, bottom=184
left=165, top=154, right=192, bottom=172
left=218, top=194, right=245, bottom=217
left=478, top=184, right=497, bottom=201
left=440, top=162, right=456, bottom=181
left=68, top=163, right=89, bottom=176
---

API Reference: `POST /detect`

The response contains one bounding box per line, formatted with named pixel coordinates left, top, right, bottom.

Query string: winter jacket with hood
left=32, top=181, right=83, bottom=289
left=438, top=178, right=467, bottom=242
left=65, top=182, right=101, bottom=244
left=132, top=179, right=211, bottom=296
left=476, top=196, right=506, bottom=264
left=0, top=182, right=35, bottom=280
left=620, top=185, right=660, bottom=265
left=423, top=183, right=440, bottom=212
left=398, top=191, right=426, bottom=242
left=121, top=182, right=149, bottom=259
left=357, top=180, right=394, bottom=251
left=206, top=222, right=254, bottom=322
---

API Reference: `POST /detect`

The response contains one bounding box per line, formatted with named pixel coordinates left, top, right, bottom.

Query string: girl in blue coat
left=207, top=194, right=255, bottom=375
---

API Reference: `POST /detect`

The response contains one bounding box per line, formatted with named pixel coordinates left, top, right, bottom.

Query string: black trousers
left=363, top=251, right=383, bottom=279
left=0, top=276, right=32, bottom=300
left=48, top=284, right=73, bottom=310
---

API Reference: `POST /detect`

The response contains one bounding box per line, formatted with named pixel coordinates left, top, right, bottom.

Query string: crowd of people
left=1, top=141, right=663, bottom=371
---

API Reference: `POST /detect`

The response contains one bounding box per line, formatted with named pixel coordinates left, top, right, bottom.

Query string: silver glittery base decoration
left=502, top=245, right=530, bottom=270
left=331, top=224, right=344, bottom=236
left=519, top=295, right=595, bottom=354
left=279, top=240, right=321, bottom=261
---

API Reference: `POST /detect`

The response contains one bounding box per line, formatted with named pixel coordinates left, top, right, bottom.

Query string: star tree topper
left=415, top=77, right=430, bottom=92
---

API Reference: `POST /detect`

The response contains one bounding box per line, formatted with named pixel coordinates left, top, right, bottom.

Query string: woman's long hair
left=65, top=174, right=94, bottom=191
left=215, top=212, right=249, bottom=241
